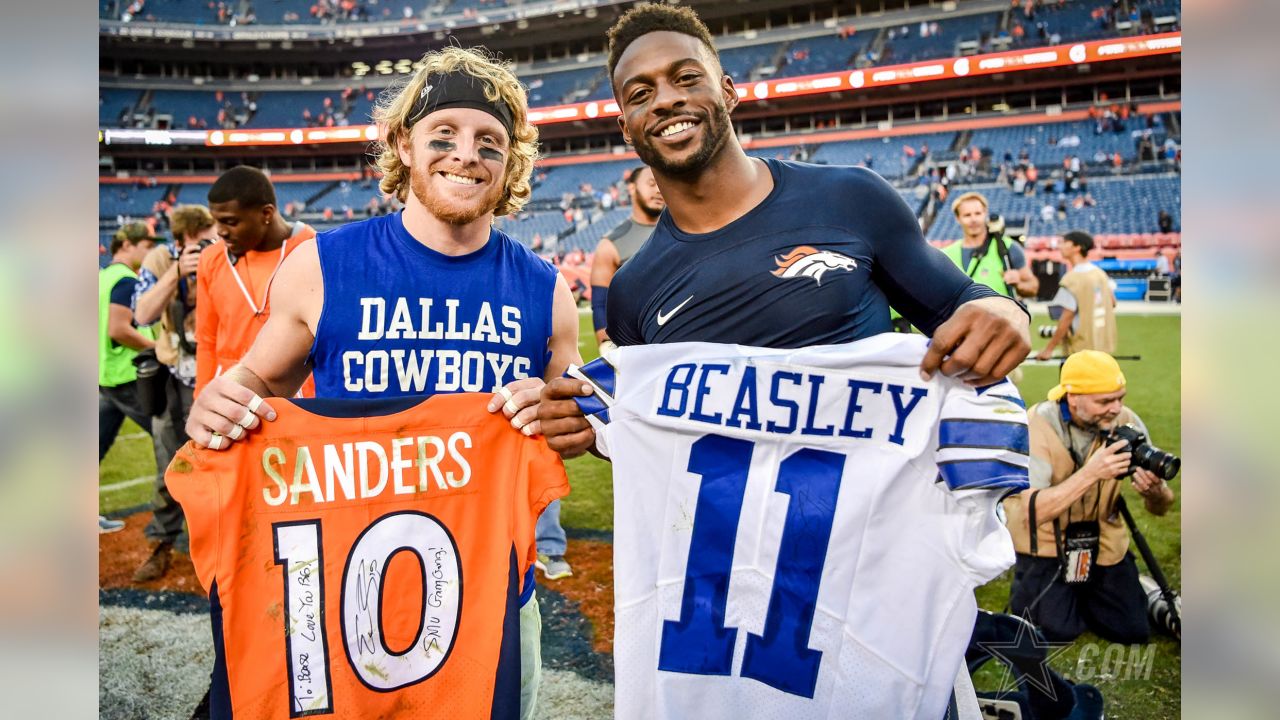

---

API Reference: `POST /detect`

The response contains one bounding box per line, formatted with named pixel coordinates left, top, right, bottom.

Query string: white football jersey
left=568, top=334, right=1029, bottom=720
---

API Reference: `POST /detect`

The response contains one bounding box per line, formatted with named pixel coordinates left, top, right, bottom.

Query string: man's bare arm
left=590, top=238, right=620, bottom=344
left=486, top=274, right=587, bottom=439
left=1036, top=308, right=1074, bottom=360
left=108, top=305, right=155, bottom=351
left=134, top=266, right=179, bottom=326
left=546, top=273, right=585, bottom=381
left=185, top=242, right=323, bottom=449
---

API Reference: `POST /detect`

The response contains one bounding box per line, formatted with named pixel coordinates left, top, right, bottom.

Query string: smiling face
left=397, top=107, right=509, bottom=226
left=612, top=31, right=738, bottom=178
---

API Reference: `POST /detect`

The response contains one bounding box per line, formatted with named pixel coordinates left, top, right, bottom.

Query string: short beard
left=633, top=102, right=732, bottom=178
left=410, top=164, right=504, bottom=226
left=636, top=197, right=663, bottom=221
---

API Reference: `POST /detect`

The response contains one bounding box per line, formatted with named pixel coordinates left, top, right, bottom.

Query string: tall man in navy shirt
left=539, top=4, right=1030, bottom=457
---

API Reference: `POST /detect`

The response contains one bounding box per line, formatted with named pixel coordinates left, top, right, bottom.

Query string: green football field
left=100, top=311, right=1181, bottom=718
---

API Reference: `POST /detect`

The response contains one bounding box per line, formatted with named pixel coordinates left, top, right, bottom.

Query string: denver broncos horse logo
left=771, top=246, right=858, bottom=285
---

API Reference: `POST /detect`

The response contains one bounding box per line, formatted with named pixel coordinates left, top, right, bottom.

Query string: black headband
left=405, top=70, right=516, bottom=140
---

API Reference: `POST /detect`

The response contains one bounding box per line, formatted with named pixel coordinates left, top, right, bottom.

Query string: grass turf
left=100, top=310, right=1180, bottom=717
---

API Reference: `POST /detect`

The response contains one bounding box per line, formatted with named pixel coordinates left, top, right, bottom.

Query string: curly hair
left=606, top=3, right=720, bottom=91
left=168, top=205, right=215, bottom=240
left=371, top=46, right=539, bottom=217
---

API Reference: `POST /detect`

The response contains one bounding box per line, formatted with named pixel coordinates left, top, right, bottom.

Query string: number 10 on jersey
left=658, top=434, right=846, bottom=699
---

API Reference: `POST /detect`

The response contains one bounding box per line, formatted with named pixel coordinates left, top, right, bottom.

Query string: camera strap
left=963, top=236, right=992, bottom=278
left=225, top=236, right=291, bottom=317
left=172, top=295, right=197, bottom=355
left=1028, top=489, right=1042, bottom=556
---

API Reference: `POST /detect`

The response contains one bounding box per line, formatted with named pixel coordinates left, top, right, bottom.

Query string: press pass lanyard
left=225, top=237, right=289, bottom=317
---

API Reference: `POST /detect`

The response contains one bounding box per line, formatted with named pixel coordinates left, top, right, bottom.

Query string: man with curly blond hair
left=185, top=46, right=580, bottom=719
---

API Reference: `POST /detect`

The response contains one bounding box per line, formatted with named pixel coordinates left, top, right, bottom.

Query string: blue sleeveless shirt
left=309, top=212, right=557, bottom=399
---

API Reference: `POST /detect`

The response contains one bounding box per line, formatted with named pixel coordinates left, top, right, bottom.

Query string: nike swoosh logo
left=656, top=295, right=694, bottom=326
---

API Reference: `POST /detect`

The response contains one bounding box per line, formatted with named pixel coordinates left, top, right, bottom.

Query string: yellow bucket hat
left=1047, top=350, right=1126, bottom=401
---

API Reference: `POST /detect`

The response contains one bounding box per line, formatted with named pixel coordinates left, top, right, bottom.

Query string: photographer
left=1036, top=230, right=1117, bottom=360
left=1004, top=351, right=1176, bottom=644
left=128, top=205, right=217, bottom=581
left=945, top=192, right=1039, bottom=300
left=99, top=222, right=159, bottom=533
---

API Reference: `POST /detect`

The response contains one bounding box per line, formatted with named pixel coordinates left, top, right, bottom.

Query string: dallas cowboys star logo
left=974, top=611, right=1074, bottom=701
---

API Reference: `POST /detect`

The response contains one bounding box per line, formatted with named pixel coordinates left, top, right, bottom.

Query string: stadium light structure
left=99, top=32, right=1180, bottom=148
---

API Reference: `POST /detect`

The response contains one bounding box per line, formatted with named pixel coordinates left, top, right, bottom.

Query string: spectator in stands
left=128, top=205, right=218, bottom=580
left=1037, top=230, right=1118, bottom=360
left=98, top=222, right=159, bottom=533
left=1004, top=350, right=1174, bottom=643
left=1158, top=209, right=1174, bottom=233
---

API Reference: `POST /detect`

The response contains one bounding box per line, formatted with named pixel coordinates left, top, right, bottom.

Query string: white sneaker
left=99, top=515, right=125, bottom=534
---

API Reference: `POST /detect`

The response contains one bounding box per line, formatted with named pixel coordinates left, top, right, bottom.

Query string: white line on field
left=119, top=432, right=147, bottom=440
left=100, top=475, right=153, bottom=493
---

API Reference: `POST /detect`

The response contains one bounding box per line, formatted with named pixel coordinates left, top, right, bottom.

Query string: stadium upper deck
left=100, top=0, right=1180, bottom=132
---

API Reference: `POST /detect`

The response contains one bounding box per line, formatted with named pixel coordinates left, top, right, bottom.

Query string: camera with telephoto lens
left=1140, top=574, right=1181, bottom=640
left=1099, top=423, right=1181, bottom=480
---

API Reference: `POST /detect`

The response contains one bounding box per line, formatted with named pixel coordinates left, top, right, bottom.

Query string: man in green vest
left=944, top=191, right=1039, bottom=299
left=892, top=191, right=1038, bottom=334
left=99, top=222, right=158, bottom=532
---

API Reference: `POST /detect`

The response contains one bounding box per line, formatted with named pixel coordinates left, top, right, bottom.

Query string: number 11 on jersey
left=657, top=434, right=846, bottom=698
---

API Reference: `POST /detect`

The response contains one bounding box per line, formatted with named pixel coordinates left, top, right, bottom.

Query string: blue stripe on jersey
left=579, top=357, right=617, bottom=398
left=989, top=393, right=1026, bottom=409
left=937, top=459, right=1030, bottom=491
left=573, top=393, right=611, bottom=420
left=938, top=419, right=1029, bottom=454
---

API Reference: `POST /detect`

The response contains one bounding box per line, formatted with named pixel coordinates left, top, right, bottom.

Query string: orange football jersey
left=194, top=224, right=317, bottom=398
left=166, top=393, right=569, bottom=719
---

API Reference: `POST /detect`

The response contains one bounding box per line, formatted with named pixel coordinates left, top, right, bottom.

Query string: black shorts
left=1009, top=552, right=1150, bottom=644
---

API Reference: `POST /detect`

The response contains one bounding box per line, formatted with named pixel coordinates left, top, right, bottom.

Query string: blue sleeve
left=109, top=277, right=138, bottom=309
left=854, top=170, right=999, bottom=335
left=1006, top=240, right=1028, bottom=270
left=591, top=285, right=609, bottom=332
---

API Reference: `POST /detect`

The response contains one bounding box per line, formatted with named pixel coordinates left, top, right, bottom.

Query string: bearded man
left=184, top=46, right=580, bottom=720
